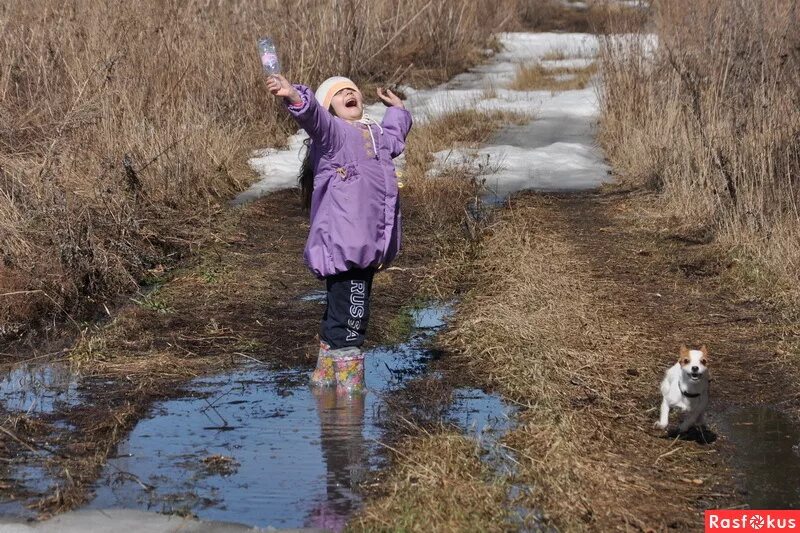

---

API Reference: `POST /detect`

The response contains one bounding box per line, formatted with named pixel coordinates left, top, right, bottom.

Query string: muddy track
left=556, top=191, right=799, bottom=410
left=0, top=186, right=446, bottom=515
left=534, top=190, right=800, bottom=522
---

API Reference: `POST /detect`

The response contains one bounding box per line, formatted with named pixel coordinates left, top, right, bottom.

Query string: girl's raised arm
left=266, top=75, right=342, bottom=154
left=378, top=88, right=412, bottom=159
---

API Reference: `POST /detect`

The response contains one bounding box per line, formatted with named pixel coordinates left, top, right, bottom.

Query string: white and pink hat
left=315, top=76, right=360, bottom=110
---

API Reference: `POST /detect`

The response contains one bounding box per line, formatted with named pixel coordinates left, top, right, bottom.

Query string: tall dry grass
left=599, top=0, right=800, bottom=297
left=516, top=0, right=649, bottom=33
left=0, top=0, right=515, bottom=341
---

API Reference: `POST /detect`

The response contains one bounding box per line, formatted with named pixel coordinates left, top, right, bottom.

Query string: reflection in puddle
left=0, top=362, right=80, bottom=518
left=0, top=362, right=78, bottom=415
left=718, top=406, right=800, bottom=508
left=85, top=306, right=515, bottom=530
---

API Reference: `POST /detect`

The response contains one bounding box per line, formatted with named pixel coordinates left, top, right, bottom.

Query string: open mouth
left=690, top=373, right=701, bottom=380
left=345, top=96, right=358, bottom=108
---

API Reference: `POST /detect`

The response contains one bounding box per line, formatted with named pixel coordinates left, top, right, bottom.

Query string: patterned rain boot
left=331, top=347, right=365, bottom=395
left=310, top=341, right=335, bottom=387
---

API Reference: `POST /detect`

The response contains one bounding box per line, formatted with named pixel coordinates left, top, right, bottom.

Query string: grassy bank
left=598, top=0, right=800, bottom=302
left=0, top=0, right=516, bottom=346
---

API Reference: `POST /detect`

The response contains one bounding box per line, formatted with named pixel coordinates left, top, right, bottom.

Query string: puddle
left=297, top=289, right=327, bottom=303
left=0, top=361, right=79, bottom=416
left=717, top=406, right=800, bottom=508
left=79, top=305, right=515, bottom=530
left=0, top=363, right=81, bottom=518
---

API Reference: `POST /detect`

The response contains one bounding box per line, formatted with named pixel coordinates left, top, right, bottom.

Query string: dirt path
left=514, top=189, right=800, bottom=528
left=559, top=191, right=800, bottom=411
left=0, top=186, right=447, bottom=516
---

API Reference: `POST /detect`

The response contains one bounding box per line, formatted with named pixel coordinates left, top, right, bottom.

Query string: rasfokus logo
left=706, top=511, right=799, bottom=532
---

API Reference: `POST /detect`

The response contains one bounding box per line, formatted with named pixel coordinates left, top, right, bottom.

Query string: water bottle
left=257, top=37, right=281, bottom=76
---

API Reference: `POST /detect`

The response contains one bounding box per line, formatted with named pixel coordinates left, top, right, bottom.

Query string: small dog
left=655, top=345, right=710, bottom=433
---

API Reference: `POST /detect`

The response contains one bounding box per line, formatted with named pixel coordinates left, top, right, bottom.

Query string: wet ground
left=1, top=306, right=514, bottom=530
left=716, top=407, right=800, bottom=508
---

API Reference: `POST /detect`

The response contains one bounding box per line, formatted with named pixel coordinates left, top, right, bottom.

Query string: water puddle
left=0, top=362, right=79, bottom=416
left=717, top=406, right=800, bottom=508
left=78, top=305, right=514, bottom=530
left=0, top=362, right=82, bottom=518
left=297, top=289, right=327, bottom=303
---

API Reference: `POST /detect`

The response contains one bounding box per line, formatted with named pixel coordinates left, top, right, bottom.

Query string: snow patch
left=431, top=142, right=611, bottom=198
left=237, top=32, right=639, bottom=204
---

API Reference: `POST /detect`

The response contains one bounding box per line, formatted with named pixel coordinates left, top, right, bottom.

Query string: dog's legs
left=679, top=409, right=702, bottom=433
left=655, top=398, right=670, bottom=429
left=696, top=412, right=705, bottom=426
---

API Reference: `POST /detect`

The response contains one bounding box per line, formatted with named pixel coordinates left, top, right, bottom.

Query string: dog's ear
left=679, top=345, right=690, bottom=360
left=700, top=344, right=709, bottom=360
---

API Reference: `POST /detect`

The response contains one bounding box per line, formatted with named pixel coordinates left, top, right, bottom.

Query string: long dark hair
left=299, top=138, right=314, bottom=209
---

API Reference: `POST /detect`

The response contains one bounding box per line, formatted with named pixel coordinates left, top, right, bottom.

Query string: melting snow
left=236, top=32, right=625, bottom=204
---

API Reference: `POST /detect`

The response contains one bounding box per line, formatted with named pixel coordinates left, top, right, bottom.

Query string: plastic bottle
left=257, top=37, right=281, bottom=76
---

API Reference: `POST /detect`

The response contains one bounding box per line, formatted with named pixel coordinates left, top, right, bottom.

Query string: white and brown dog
left=655, top=345, right=710, bottom=433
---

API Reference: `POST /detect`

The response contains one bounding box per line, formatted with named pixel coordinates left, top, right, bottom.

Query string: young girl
left=266, top=74, right=412, bottom=394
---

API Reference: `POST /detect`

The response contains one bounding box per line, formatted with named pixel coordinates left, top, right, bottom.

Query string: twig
left=233, top=352, right=270, bottom=366
left=106, top=462, right=156, bottom=492
left=0, top=425, right=39, bottom=454
left=201, top=397, right=229, bottom=428
left=654, top=445, right=682, bottom=465
left=363, top=1, right=433, bottom=65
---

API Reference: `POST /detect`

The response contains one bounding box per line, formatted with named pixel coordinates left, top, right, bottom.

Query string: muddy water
left=717, top=407, right=800, bottom=508
left=73, top=305, right=513, bottom=529
left=0, top=363, right=82, bottom=518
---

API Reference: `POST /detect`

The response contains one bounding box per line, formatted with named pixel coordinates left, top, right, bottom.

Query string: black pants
left=320, top=268, right=375, bottom=350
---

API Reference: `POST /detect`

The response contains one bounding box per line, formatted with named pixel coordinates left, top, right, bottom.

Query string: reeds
left=0, top=0, right=515, bottom=339
left=598, top=0, right=800, bottom=298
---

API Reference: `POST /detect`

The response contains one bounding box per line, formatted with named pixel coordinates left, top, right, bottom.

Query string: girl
left=266, top=74, right=412, bottom=394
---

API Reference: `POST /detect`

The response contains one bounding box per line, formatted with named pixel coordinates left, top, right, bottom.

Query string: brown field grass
left=598, top=0, right=800, bottom=302
left=0, top=0, right=518, bottom=346
left=351, top=432, right=510, bottom=532
left=515, top=0, right=649, bottom=33
left=509, top=61, right=597, bottom=91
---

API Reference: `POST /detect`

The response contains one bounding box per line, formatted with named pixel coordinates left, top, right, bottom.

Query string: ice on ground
left=237, top=32, right=624, bottom=203
left=431, top=142, right=610, bottom=199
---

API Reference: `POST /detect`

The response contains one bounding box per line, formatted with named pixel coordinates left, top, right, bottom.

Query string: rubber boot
left=310, top=341, right=335, bottom=387
left=331, top=347, right=365, bottom=395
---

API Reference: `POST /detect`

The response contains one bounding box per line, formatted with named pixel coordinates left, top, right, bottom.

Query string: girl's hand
left=377, top=87, right=404, bottom=109
left=266, top=74, right=302, bottom=105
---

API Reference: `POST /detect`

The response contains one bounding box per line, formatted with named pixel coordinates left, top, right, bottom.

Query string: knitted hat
left=315, top=76, right=360, bottom=110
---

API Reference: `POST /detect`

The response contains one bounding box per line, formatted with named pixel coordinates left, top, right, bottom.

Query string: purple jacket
left=286, top=84, right=413, bottom=279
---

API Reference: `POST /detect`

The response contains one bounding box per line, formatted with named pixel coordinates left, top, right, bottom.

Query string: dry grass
left=350, top=432, right=510, bottom=532
left=433, top=196, right=730, bottom=530
left=441, top=204, right=622, bottom=530
left=399, top=109, right=530, bottom=297
left=509, top=61, right=597, bottom=91
left=0, top=0, right=517, bottom=345
left=598, top=0, right=800, bottom=302
left=515, top=0, right=649, bottom=33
